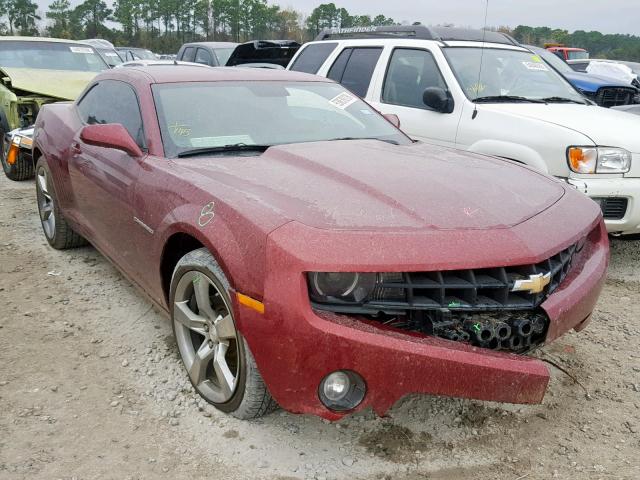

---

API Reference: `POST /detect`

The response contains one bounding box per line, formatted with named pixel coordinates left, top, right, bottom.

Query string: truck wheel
left=170, top=248, right=278, bottom=419
left=1, top=128, right=34, bottom=181
left=35, top=157, right=87, bottom=249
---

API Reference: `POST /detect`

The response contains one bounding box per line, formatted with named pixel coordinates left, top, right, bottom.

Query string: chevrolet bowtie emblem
left=512, top=272, right=551, bottom=295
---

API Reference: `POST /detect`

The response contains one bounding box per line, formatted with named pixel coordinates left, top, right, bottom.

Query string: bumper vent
left=595, top=87, right=635, bottom=107
left=594, top=197, right=628, bottom=220
left=366, top=244, right=577, bottom=313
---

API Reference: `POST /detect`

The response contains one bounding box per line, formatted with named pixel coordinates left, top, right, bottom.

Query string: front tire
left=170, top=248, right=277, bottom=419
left=1, top=127, right=34, bottom=181
left=35, top=157, right=87, bottom=249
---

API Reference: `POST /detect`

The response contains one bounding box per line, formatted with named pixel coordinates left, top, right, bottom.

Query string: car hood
left=478, top=103, right=640, bottom=153
left=180, top=140, right=565, bottom=231
left=564, top=71, right=633, bottom=91
left=0, top=67, right=98, bottom=100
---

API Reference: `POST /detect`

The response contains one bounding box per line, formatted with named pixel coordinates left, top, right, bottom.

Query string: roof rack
left=314, top=25, right=520, bottom=46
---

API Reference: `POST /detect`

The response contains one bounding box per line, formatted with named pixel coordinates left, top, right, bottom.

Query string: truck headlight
left=568, top=146, right=631, bottom=174
left=308, top=272, right=376, bottom=303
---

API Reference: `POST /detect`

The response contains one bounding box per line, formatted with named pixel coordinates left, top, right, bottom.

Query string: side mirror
left=80, top=123, right=143, bottom=157
left=423, top=87, right=454, bottom=114
left=383, top=113, right=401, bottom=129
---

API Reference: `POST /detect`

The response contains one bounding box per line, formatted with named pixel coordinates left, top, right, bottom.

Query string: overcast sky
left=34, top=0, right=640, bottom=36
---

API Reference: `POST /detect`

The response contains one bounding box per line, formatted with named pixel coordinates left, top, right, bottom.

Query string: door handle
left=71, top=142, right=81, bottom=155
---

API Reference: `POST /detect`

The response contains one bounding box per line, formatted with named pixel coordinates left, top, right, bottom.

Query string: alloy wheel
left=36, top=166, right=56, bottom=239
left=173, top=271, right=240, bottom=404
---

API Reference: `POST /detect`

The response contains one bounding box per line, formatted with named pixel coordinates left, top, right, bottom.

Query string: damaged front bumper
left=2, top=126, right=34, bottom=167
left=232, top=204, right=608, bottom=420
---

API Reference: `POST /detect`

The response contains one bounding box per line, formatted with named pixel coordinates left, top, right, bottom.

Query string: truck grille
left=366, top=244, right=577, bottom=313
left=595, top=87, right=635, bottom=107
left=594, top=197, right=628, bottom=220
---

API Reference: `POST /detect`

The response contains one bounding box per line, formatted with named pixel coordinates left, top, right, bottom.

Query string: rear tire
left=1, top=127, right=34, bottom=181
left=35, top=157, right=87, bottom=249
left=170, top=248, right=278, bottom=419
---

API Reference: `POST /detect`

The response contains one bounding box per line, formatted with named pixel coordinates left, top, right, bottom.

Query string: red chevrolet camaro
left=31, top=66, right=609, bottom=420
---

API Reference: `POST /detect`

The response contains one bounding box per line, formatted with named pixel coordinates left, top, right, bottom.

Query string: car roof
left=0, top=36, right=95, bottom=45
left=181, top=42, right=239, bottom=48
left=118, top=60, right=209, bottom=68
left=314, top=25, right=519, bottom=46
left=100, top=64, right=330, bottom=84
left=304, top=37, right=526, bottom=52
left=116, top=46, right=152, bottom=51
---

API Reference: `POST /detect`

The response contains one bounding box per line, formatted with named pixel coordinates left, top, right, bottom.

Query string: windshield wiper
left=540, top=96, right=588, bottom=105
left=328, top=137, right=400, bottom=145
left=177, top=143, right=270, bottom=158
left=474, top=95, right=546, bottom=104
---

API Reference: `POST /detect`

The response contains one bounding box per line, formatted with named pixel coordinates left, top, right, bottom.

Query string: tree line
left=0, top=0, right=639, bottom=61
left=508, top=25, right=640, bottom=62
left=0, top=1, right=395, bottom=53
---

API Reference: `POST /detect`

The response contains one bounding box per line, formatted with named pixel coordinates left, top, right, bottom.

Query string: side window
left=289, top=42, right=337, bottom=73
left=382, top=48, right=447, bottom=109
left=327, top=47, right=382, bottom=97
left=182, top=47, right=196, bottom=63
left=77, top=80, right=146, bottom=149
left=195, top=48, right=213, bottom=66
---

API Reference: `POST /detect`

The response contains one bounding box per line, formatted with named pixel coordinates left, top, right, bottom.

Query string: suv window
left=327, top=47, right=382, bottom=97
left=182, top=47, right=196, bottom=62
left=382, top=48, right=447, bottom=109
left=195, top=48, right=212, bottom=65
left=289, top=42, right=337, bottom=73
left=77, top=80, right=145, bottom=149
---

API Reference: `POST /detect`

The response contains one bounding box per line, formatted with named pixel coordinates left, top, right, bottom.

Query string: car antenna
left=472, top=0, right=489, bottom=120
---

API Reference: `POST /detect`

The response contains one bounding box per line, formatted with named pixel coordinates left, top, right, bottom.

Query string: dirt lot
left=0, top=173, right=638, bottom=480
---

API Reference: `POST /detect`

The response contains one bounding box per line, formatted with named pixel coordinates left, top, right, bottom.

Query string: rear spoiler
left=225, top=40, right=301, bottom=68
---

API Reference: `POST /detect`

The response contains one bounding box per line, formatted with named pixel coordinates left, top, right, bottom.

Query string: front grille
left=595, top=87, right=635, bottom=107
left=594, top=197, right=628, bottom=220
left=366, top=244, right=577, bottom=313
left=313, top=244, right=578, bottom=353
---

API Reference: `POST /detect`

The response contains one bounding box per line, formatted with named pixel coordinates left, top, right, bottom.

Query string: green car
left=1, top=37, right=108, bottom=180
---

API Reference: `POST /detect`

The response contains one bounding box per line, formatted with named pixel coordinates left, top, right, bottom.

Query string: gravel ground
left=0, top=174, right=638, bottom=480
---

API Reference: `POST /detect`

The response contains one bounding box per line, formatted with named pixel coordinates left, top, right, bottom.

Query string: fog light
left=319, top=370, right=366, bottom=412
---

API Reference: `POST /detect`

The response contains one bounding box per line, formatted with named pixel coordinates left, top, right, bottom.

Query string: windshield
left=152, top=81, right=411, bottom=157
left=567, top=50, right=589, bottom=60
left=444, top=47, right=584, bottom=103
left=136, top=49, right=157, bottom=60
left=213, top=48, right=236, bottom=66
left=98, top=48, right=123, bottom=67
left=528, top=46, right=572, bottom=74
left=0, top=41, right=108, bottom=72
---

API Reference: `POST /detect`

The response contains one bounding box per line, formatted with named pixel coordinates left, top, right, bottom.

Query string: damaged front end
left=308, top=242, right=579, bottom=354
left=1, top=81, right=54, bottom=180
left=2, top=126, right=34, bottom=181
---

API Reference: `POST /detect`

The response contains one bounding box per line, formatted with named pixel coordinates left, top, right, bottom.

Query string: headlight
left=308, top=272, right=377, bottom=303
left=567, top=146, right=631, bottom=174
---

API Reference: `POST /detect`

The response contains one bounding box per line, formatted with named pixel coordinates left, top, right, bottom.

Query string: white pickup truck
left=289, top=26, right=640, bottom=236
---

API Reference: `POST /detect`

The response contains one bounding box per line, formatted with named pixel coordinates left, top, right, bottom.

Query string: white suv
left=288, top=26, right=640, bottom=236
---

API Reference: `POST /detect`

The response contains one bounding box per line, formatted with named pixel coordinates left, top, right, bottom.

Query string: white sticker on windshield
left=329, top=92, right=357, bottom=110
left=522, top=61, right=549, bottom=71
left=70, top=46, right=93, bottom=54
left=190, top=135, right=254, bottom=148
left=105, top=52, right=119, bottom=57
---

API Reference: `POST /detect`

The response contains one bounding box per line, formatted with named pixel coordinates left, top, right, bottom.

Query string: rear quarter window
left=327, top=47, right=383, bottom=98
left=289, top=42, right=338, bottom=73
left=182, top=47, right=196, bottom=63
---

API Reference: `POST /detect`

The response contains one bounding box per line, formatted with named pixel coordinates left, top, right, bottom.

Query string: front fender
left=0, top=83, right=18, bottom=131
left=468, top=139, right=550, bottom=174
left=152, top=203, right=272, bottom=308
